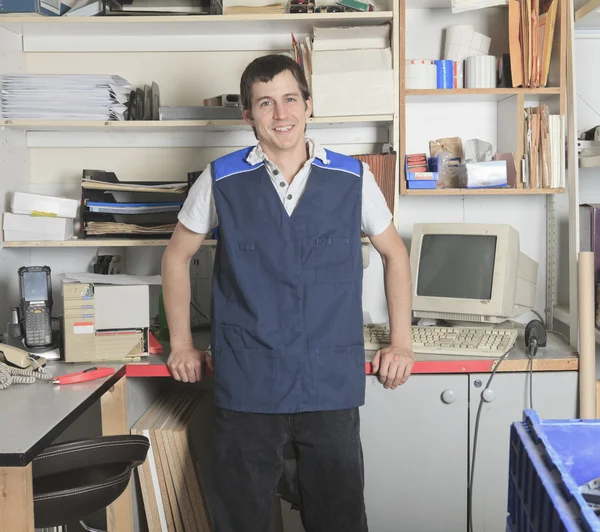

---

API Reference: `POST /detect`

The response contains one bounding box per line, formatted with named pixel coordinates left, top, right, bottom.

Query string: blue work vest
left=210, top=147, right=365, bottom=414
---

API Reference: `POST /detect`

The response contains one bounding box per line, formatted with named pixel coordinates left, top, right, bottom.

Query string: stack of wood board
left=131, top=389, right=212, bottom=532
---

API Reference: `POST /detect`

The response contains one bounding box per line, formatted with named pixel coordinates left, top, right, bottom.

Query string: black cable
left=527, top=350, right=534, bottom=410
left=468, top=348, right=513, bottom=532
left=528, top=310, right=571, bottom=345
left=190, top=300, right=210, bottom=322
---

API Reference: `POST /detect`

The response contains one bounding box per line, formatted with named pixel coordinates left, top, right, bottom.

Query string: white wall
left=0, top=8, right=554, bottom=332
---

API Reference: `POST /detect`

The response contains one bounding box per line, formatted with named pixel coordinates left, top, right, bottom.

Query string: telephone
left=0, top=343, right=46, bottom=370
left=0, top=343, right=49, bottom=390
left=19, top=266, right=53, bottom=348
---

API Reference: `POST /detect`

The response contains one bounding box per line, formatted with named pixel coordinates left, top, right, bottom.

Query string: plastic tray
left=507, top=409, right=600, bottom=532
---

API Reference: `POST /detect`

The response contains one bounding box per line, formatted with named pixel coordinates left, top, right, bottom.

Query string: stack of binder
left=0, top=75, right=131, bottom=121
left=80, top=170, right=187, bottom=239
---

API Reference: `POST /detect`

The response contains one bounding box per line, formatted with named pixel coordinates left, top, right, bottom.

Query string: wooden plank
left=161, top=392, right=198, bottom=532
left=132, top=392, right=172, bottom=532
left=101, top=377, right=133, bottom=532
left=575, top=0, right=600, bottom=21
left=399, top=0, right=406, bottom=197
left=0, top=464, right=34, bottom=532
left=153, top=393, right=186, bottom=532
left=172, top=395, right=211, bottom=532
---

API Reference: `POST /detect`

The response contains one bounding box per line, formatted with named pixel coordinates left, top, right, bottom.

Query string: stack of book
left=80, top=170, right=187, bottom=238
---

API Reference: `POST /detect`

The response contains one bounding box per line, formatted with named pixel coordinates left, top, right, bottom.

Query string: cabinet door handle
left=441, top=389, right=457, bottom=404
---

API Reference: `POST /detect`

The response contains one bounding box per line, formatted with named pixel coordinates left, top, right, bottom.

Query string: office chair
left=33, top=434, right=149, bottom=531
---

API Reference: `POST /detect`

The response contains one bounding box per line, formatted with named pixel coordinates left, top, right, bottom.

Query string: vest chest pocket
left=314, top=237, right=354, bottom=283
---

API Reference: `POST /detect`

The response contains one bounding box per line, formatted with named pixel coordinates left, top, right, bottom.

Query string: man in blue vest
left=162, top=54, right=414, bottom=532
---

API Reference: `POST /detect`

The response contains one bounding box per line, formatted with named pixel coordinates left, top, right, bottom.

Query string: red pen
left=52, top=366, right=115, bottom=385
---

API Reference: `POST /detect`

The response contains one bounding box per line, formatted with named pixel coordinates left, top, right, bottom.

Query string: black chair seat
left=32, top=435, right=149, bottom=528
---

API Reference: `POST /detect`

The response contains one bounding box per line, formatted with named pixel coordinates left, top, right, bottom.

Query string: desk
left=0, top=362, right=131, bottom=532
left=0, top=330, right=581, bottom=532
left=125, top=329, right=579, bottom=378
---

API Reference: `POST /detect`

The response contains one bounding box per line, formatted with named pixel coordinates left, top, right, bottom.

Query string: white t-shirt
left=178, top=139, right=393, bottom=237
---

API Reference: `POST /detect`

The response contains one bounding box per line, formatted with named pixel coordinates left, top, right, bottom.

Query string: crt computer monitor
left=409, top=223, right=538, bottom=324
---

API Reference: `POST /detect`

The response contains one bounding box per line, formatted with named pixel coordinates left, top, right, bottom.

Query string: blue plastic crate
left=406, top=180, right=437, bottom=189
left=507, top=409, right=600, bottom=532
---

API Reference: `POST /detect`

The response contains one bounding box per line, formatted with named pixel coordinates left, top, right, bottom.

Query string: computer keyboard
left=363, top=323, right=518, bottom=358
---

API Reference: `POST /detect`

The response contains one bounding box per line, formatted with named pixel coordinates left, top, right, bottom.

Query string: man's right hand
left=167, top=347, right=205, bottom=383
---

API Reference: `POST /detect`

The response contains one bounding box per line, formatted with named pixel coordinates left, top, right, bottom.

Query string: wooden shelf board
left=0, top=11, right=393, bottom=35
left=575, top=0, right=600, bottom=24
left=0, top=116, right=393, bottom=132
left=406, top=88, right=562, bottom=103
left=403, top=187, right=565, bottom=196
left=1, top=239, right=218, bottom=248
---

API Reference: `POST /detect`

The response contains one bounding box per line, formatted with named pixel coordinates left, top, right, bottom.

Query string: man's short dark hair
left=240, top=54, right=311, bottom=113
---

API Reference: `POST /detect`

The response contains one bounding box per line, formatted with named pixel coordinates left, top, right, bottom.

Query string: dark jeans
left=210, top=407, right=368, bottom=532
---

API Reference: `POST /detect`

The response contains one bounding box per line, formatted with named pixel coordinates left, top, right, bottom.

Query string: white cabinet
left=468, top=371, right=578, bottom=532
left=360, top=370, right=578, bottom=532
left=361, top=374, right=468, bottom=532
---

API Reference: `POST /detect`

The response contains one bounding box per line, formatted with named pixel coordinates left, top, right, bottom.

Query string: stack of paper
left=508, top=0, right=558, bottom=88
left=0, top=75, right=132, bottom=120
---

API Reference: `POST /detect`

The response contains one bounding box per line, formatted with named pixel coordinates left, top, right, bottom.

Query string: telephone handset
left=0, top=344, right=49, bottom=390
left=18, top=266, right=53, bottom=348
left=0, top=343, right=30, bottom=368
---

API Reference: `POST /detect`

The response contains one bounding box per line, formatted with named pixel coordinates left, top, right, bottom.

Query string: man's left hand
left=371, top=345, right=415, bottom=389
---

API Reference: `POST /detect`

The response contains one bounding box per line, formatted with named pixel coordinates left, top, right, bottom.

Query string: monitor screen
left=23, top=271, right=48, bottom=302
left=416, top=234, right=497, bottom=300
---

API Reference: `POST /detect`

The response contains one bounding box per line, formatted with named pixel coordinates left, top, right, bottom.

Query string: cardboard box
left=11, top=192, right=78, bottom=219
left=311, top=48, right=393, bottom=75
left=3, top=213, right=74, bottom=241
left=311, top=70, right=394, bottom=117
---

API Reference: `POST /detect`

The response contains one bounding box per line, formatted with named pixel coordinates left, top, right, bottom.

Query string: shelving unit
left=400, top=0, right=568, bottom=196
left=0, top=239, right=217, bottom=248
left=0, top=3, right=399, bottom=251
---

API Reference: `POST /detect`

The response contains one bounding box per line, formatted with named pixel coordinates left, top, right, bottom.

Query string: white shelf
left=0, top=12, right=394, bottom=51
left=1, top=239, right=218, bottom=248
left=0, top=116, right=394, bottom=133
left=406, top=88, right=562, bottom=103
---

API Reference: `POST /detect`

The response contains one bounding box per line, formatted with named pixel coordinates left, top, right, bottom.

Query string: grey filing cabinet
left=361, top=374, right=469, bottom=532
left=469, top=371, right=578, bottom=532
left=360, top=371, right=578, bottom=532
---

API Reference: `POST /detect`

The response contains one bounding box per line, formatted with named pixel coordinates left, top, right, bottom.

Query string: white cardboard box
left=311, top=48, right=393, bottom=74
left=3, top=213, right=74, bottom=241
left=311, top=70, right=394, bottom=117
left=312, top=25, right=391, bottom=51
left=11, top=191, right=78, bottom=219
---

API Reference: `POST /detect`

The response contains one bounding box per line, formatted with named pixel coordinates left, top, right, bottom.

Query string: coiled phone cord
left=0, top=362, right=52, bottom=390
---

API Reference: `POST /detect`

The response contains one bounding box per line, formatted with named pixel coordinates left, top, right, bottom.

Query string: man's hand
left=371, top=345, right=415, bottom=389
left=167, top=347, right=205, bottom=383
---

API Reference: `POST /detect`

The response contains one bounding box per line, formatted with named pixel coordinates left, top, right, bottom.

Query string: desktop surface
left=0, top=361, right=124, bottom=466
